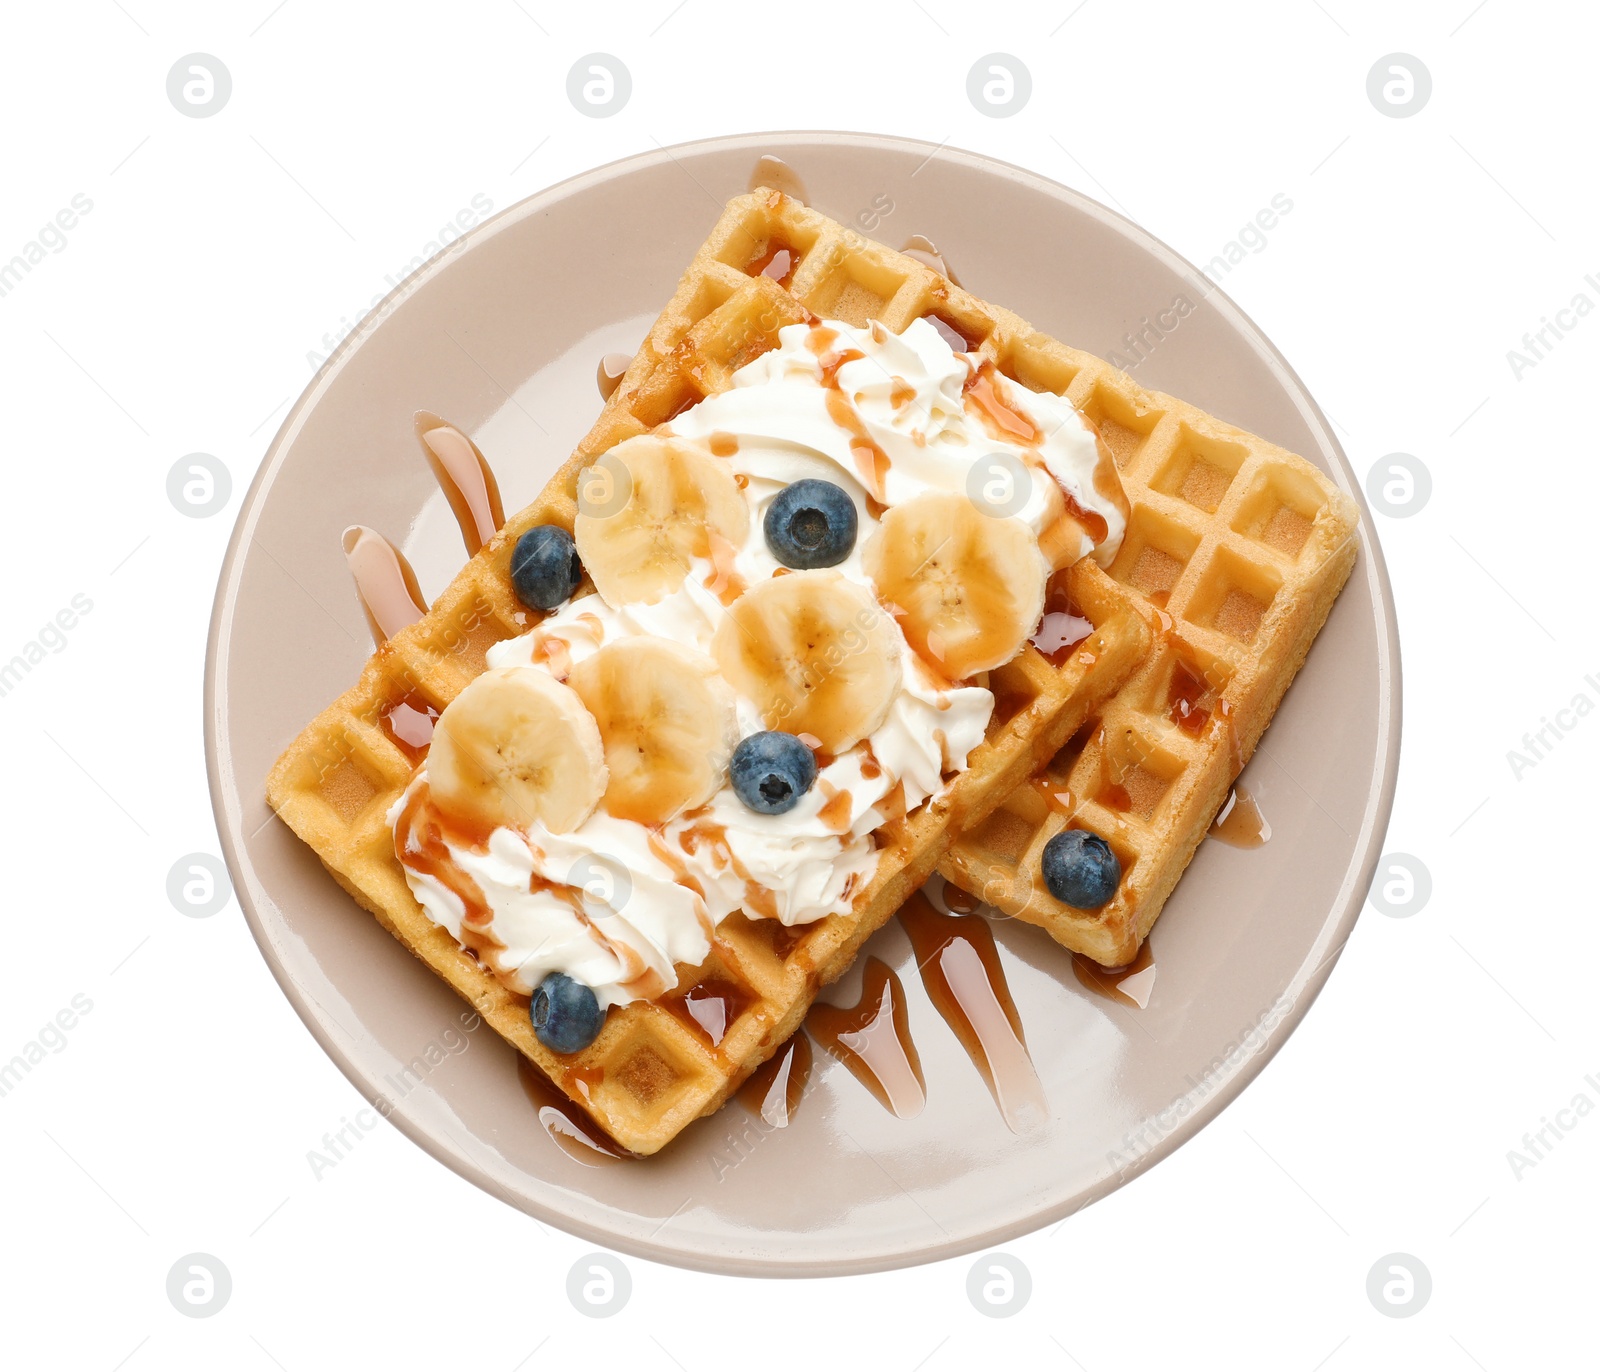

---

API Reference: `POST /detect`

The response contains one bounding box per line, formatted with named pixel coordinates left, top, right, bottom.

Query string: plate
left=206, top=132, right=1399, bottom=1276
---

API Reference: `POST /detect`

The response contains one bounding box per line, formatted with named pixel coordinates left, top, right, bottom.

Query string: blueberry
left=730, top=731, right=817, bottom=815
left=763, top=479, right=858, bottom=569
left=510, top=525, right=582, bottom=610
left=1041, top=830, right=1121, bottom=909
left=530, top=972, right=604, bottom=1054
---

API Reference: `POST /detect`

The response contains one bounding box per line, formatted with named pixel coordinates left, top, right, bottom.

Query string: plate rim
left=205, top=128, right=1402, bottom=1277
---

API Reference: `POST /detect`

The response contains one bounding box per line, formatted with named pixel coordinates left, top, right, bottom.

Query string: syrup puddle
left=1072, top=942, right=1157, bottom=1010
left=900, top=890, right=1045, bottom=1133
left=596, top=352, right=631, bottom=400
left=342, top=525, right=427, bottom=647
left=807, top=957, right=925, bottom=1118
left=747, top=154, right=809, bottom=203
left=660, top=978, right=753, bottom=1051
left=516, top=1056, right=633, bottom=1166
left=1210, top=784, right=1270, bottom=848
left=414, top=410, right=505, bottom=556
left=737, top=1033, right=813, bottom=1128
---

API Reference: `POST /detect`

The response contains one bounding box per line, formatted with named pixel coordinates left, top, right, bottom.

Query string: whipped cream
left=393, top=317, right=1125, bottom=1009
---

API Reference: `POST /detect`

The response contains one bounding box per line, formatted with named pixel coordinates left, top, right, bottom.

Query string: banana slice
left=862, top=490, right=1048, bottom=679
left=567, top=639, right=738, bottom=824
left=427, top=667, right=606, bottom=835
left=573, top=434, right=749, bottom=606
left=713, top=571, right=902, bottom=752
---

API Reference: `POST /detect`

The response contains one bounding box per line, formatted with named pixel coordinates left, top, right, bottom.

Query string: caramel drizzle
left=806, top=324, right=892, bottom=503
left=596, top=352, right=631, bottom=401
left=900, top=890, right=1046, bottom=1132
left=737, top=1033, right=813, bottom=1127
left=816, top=780, right=853, bottom=834
left=414, top=411, right=505, bottom=556
left=704, top=529, right=747, bottom=606
left=381, top=691, right=439, bottom=759
left=964, top=361, right=1041, bottom=445
left=1072, top=942, right=1157, bottom=1010
left=392, top=785, right=503, bottom=967
left=1210, top=784, right=1270, bottom=848
left=806, top=957, right=925, bottom=1118
left=516, top=1056, right=634, bottom=1165
left=660, top=978, right=754, bottom=1051
left=396, top=784, right=664, bottom=1000
left=342, top=525, right=428, bottom=647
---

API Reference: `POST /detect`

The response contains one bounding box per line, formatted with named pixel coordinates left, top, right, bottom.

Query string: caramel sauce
left=1080, top=414, right=1135, bottom=533
left=748, top=154, right=809, bottom=204
left=889, top=376, right=915, bottom=409
left=737, top=1033, right=812, bottom=1128
left=900, top=234, right=961, bottom=286
left=1029, top=776, right=1074, bottom=816
left=563, top=1062, right=605, bottom=1105
left=1072, top=941, right=1157, bottom=1009
left=392, top=786, right=503, bottom=966
left=381, top=690, right=439, bottom=759
left=817, top=782, right=853, bottom=834
left=900, top=892, right=1045, bottom=1132
left=1168, top=660, right=1212, bottom=735
left=1030, top=608, right=1093, bottom=665
left=661, top=977, right=754, bottom=1049
left=705, top=530, right=747, bottom=606
left=414, top=411, right=505, bottom=557
left=709, top=430, right=739, bottom=457
left=1103, top=784, right=1133, bottom=813
left=808, top=324, right=892, bottom=503
left=876, top=779, right=907, bottom=823
left=807, top=957, right=925, bottom=1118
left=596, top=352, right=631, bottom=401
left=342, top=525, right=428, bottom=647
left=942, top=881, right=980, bottom=915
left=859, top=747, right=883, bottom=781
left=1210, top=784, right=1270, bottom=848
left=674, top=814, right=780, bottom=922
left=964, top=362, right=1042, bottom=445
left=748, top=242, right=799, bottom=286
left=532, top=630, right=573, bottom=680
left=516, top=1056, right=633, bottom=1166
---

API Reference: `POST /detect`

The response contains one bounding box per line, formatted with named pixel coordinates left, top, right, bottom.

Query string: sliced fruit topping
left=862, top=489, right=1048, bottom=679
left=764, top=478, right=858, bottom=569
left=510, top=525, right=583, bottom=611
left=531, top=972, right=604, bottom=1053
left=573, top=434, right=749, bottom=606
left=1041, top=829, right=1121, bottom=909
left=730, top=731, right=818, bottom=816
left=567, top=638, right=738, bottom=824
left=712, top=571, right=901, bottom=752
left=427, top=667, right=606, bottom=835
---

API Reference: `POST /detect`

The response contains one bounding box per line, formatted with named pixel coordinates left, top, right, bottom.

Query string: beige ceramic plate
left=206, top=132, right=1399, bottom=1277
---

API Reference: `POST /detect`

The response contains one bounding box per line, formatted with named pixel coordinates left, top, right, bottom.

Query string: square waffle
left=626, top=188, right=1358, bottom=967
left=266, top=190, right=1156, bottom=1154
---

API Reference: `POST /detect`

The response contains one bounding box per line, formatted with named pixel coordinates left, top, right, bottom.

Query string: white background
left=1, top=1, right=1593, bottom=1367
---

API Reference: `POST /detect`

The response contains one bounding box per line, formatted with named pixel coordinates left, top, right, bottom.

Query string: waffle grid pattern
left=673, top=190, right=1358, bottom=967
left=267, top=188, right=1157, bottom=1153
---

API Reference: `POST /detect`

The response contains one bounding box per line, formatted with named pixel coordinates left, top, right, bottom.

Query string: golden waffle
left=610, top=188, right=1358, bottom=968
left=266, top=192, right=1154, bottom=1154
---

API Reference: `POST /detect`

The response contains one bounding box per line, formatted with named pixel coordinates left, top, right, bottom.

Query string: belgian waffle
left=265, top=192, right=1153, bottom=1154
left=642, top=189, right=1358, bottom=967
